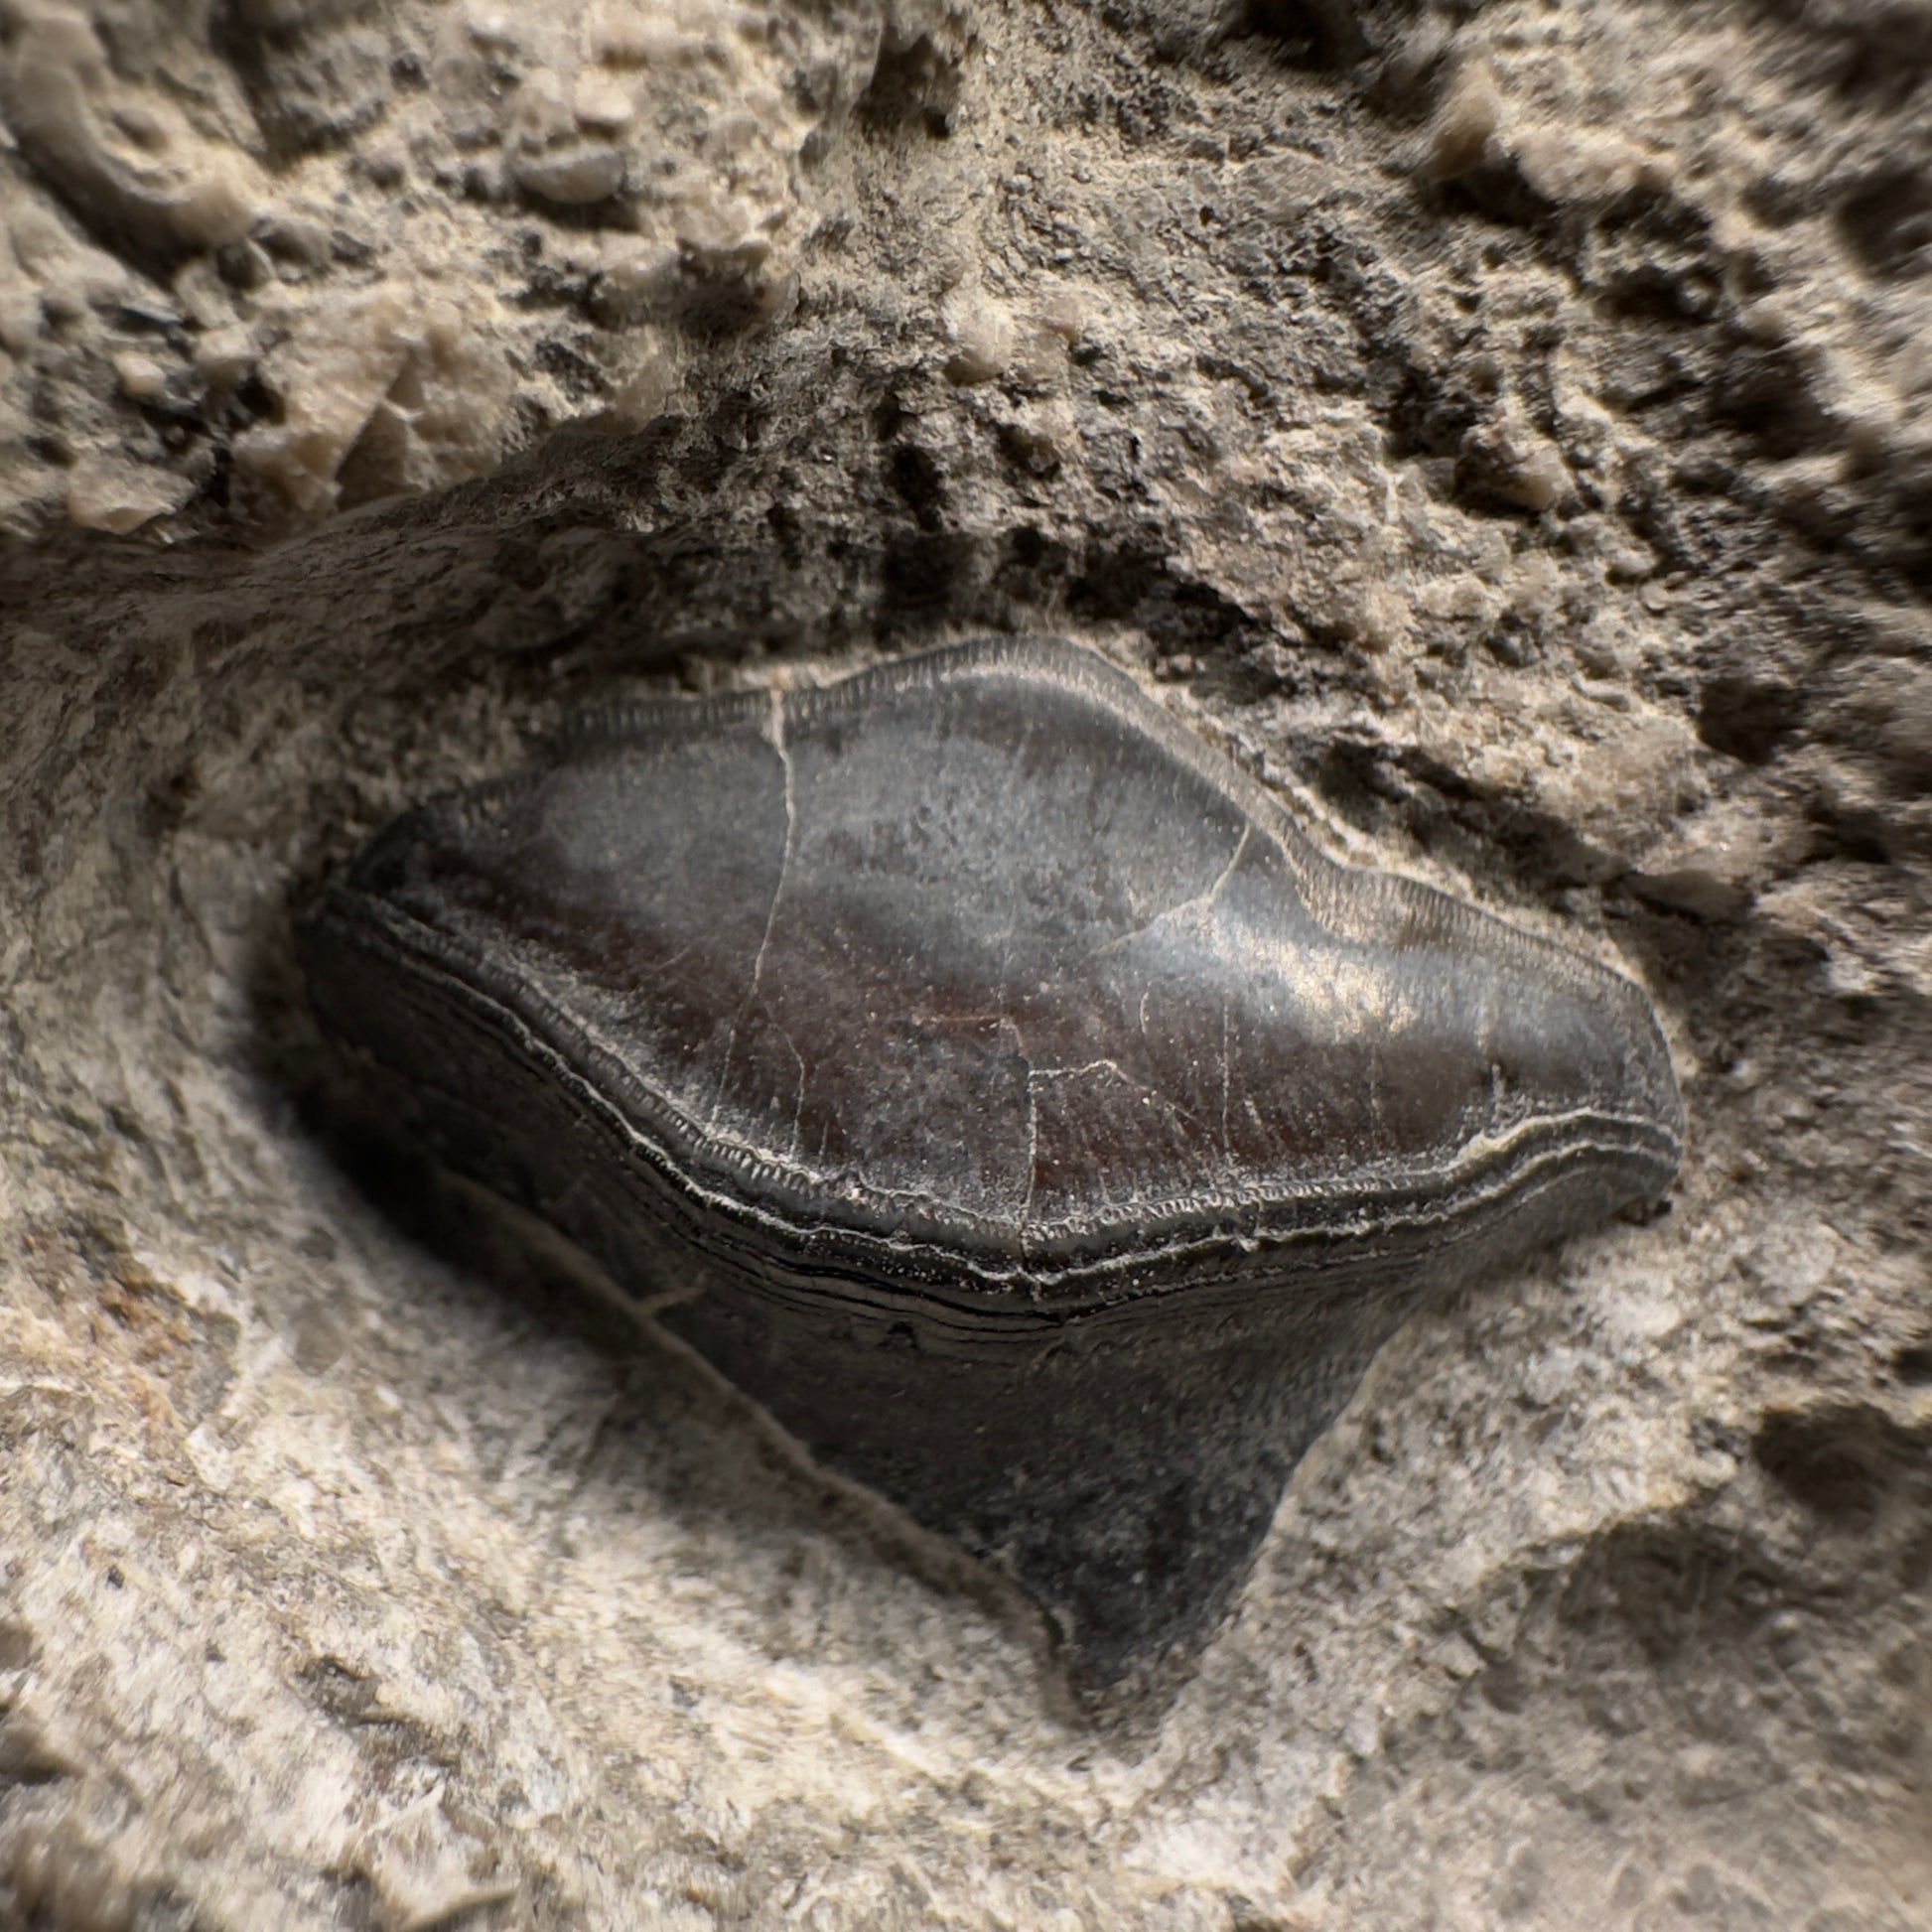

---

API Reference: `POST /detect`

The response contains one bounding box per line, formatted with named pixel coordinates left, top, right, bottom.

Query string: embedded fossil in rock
left=298, top=637, right=1685, bottom=1694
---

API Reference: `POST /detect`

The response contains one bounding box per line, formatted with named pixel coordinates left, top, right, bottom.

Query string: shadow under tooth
left=297, top=635, right=1685, bottom=1699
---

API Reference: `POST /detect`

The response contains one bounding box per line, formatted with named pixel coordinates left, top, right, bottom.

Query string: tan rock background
left=2, top=0, right=1930, bottom=1924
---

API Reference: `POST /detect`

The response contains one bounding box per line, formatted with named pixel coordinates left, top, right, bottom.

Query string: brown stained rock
left=1, top=0, right=1930, bottom=1926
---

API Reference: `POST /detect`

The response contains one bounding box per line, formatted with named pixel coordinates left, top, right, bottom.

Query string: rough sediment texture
left=0, top=0, right=1928, bottom=1926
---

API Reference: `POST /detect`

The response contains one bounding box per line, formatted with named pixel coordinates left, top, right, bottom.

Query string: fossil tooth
left=298, top=637, right=1684, bottom=1693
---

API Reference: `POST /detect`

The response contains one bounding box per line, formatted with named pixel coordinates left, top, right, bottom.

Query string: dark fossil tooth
left=298, top=636, right=1684, bottom=1693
